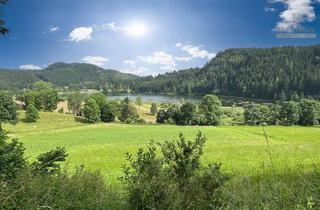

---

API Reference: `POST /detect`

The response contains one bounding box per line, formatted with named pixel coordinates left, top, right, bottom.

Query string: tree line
left=244, top=98, right=320, bottom=126
left=156, top=95, right=223, bottom=125
left=68, top=92, right=145, bottom=124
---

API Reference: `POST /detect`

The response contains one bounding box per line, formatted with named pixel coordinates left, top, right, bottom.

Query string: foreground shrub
left=0, top=167, right=123, bottom=210
left=0, top=131, right=25, bottom=180
left=224, top=169, right=320, bottom=210
left=121, top=132, right=228, bottom=210
left=0, top=130, right=124, bottom=209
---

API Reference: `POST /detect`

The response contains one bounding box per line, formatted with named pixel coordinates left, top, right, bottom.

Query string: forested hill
left=1, top=45, right=320, bottom=100
left=0, top=62, right=139, bottom=91
left=134, top=45, right=320, bottom=100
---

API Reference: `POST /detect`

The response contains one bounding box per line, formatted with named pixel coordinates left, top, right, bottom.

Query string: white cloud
left=272, top=0, right=317, bottom=32
left=175, top=56, right=192, bottom=62
left=176, top=43, right=216, bottom=60
left=124, top=59, right=136, bottom=66
left=19, top=64, right=42, bottom=70
left=50, top=26, right=59, bottom=32
left=82, top=56, right=108, bottom=67
left=69, top=27, right=93, bottom=42
left=138, top=51, right=177, bottom=70
left=121, top=67, right=149, bottom=75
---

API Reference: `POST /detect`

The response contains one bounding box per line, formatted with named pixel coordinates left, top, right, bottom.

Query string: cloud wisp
left=19, top=64, right=42, bottom=70
left=175, top=43, right=216, bottom=60
left=68, top=27, right=93, bottom=42
left=82, top=56, right=108, bottom=67
left=138, top=51, right=177, bottom=70
left=50, top=26, right=59, bottom=32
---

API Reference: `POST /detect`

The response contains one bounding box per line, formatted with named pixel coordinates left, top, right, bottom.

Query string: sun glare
left=126, top=22, right=148, bottom=37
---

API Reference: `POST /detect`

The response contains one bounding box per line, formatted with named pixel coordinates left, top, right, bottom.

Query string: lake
left=107, top=94, right=201, bottom=103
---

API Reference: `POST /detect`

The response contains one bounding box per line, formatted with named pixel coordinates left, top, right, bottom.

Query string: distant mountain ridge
left=1, top=45, right=320, bottom=100
left=0, top=62, right=139, bottom=91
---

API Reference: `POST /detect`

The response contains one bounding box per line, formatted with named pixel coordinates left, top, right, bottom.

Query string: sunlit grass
left=4, top=111, right=320, bottom=184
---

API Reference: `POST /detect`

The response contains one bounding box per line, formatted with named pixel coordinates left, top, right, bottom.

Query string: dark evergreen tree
left=25, top=103, right=39, bottom=122
left=119, top=99, right=139, bottom=123
left=82, top=98, right=100, bottom=123
left=100, top=102, right=119, bottom=122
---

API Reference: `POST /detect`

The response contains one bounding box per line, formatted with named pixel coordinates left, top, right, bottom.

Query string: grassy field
left=4, top=111, right=320, bottom=185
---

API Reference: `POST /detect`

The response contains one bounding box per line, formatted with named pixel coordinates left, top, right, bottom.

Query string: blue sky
left=0, top=0, right=320, bottom=75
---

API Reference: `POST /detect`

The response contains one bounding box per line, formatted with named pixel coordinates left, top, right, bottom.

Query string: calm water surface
left=108, top=94, right=201, bottom=103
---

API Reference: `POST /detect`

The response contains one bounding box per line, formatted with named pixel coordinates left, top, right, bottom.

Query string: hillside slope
left=134, top=45, right=320, bottom=100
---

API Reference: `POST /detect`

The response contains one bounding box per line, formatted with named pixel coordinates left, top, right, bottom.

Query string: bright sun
left=126, top=22, right=148, bottom=37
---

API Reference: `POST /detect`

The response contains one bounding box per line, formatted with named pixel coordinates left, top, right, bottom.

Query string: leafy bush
left=121, top=132, right=228, bottom=210
left=0, top=92, right=18, bottom=130
left=177, top=102, right=198, bottom=125
left=31, top=147, right=68, bottom=174
left=0, top=166, right=123, bottom=210
left=299, top=99, right=319, bottom=126
left=150, top=103, right=158, bottom=115
left=279, top=101, right=300, bottom=125
left=135, top=96, right=142, bottom=106
left=67, top=91, right=83, bottom=115
left=244, top=104, right=271, bottom=125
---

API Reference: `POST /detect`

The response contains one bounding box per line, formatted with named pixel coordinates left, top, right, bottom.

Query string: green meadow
left=4, top=111, right=320, bottom=184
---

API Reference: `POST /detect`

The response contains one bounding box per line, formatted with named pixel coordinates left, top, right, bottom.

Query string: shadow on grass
left=20, top=118, right=35, bottom=123
left=74, top=116, right=91, bottom=124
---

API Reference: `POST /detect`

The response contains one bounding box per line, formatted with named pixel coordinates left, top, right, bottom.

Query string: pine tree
left=25, top=104, right=40, bottom=122
left=82, top=98, right=100, bottom=123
